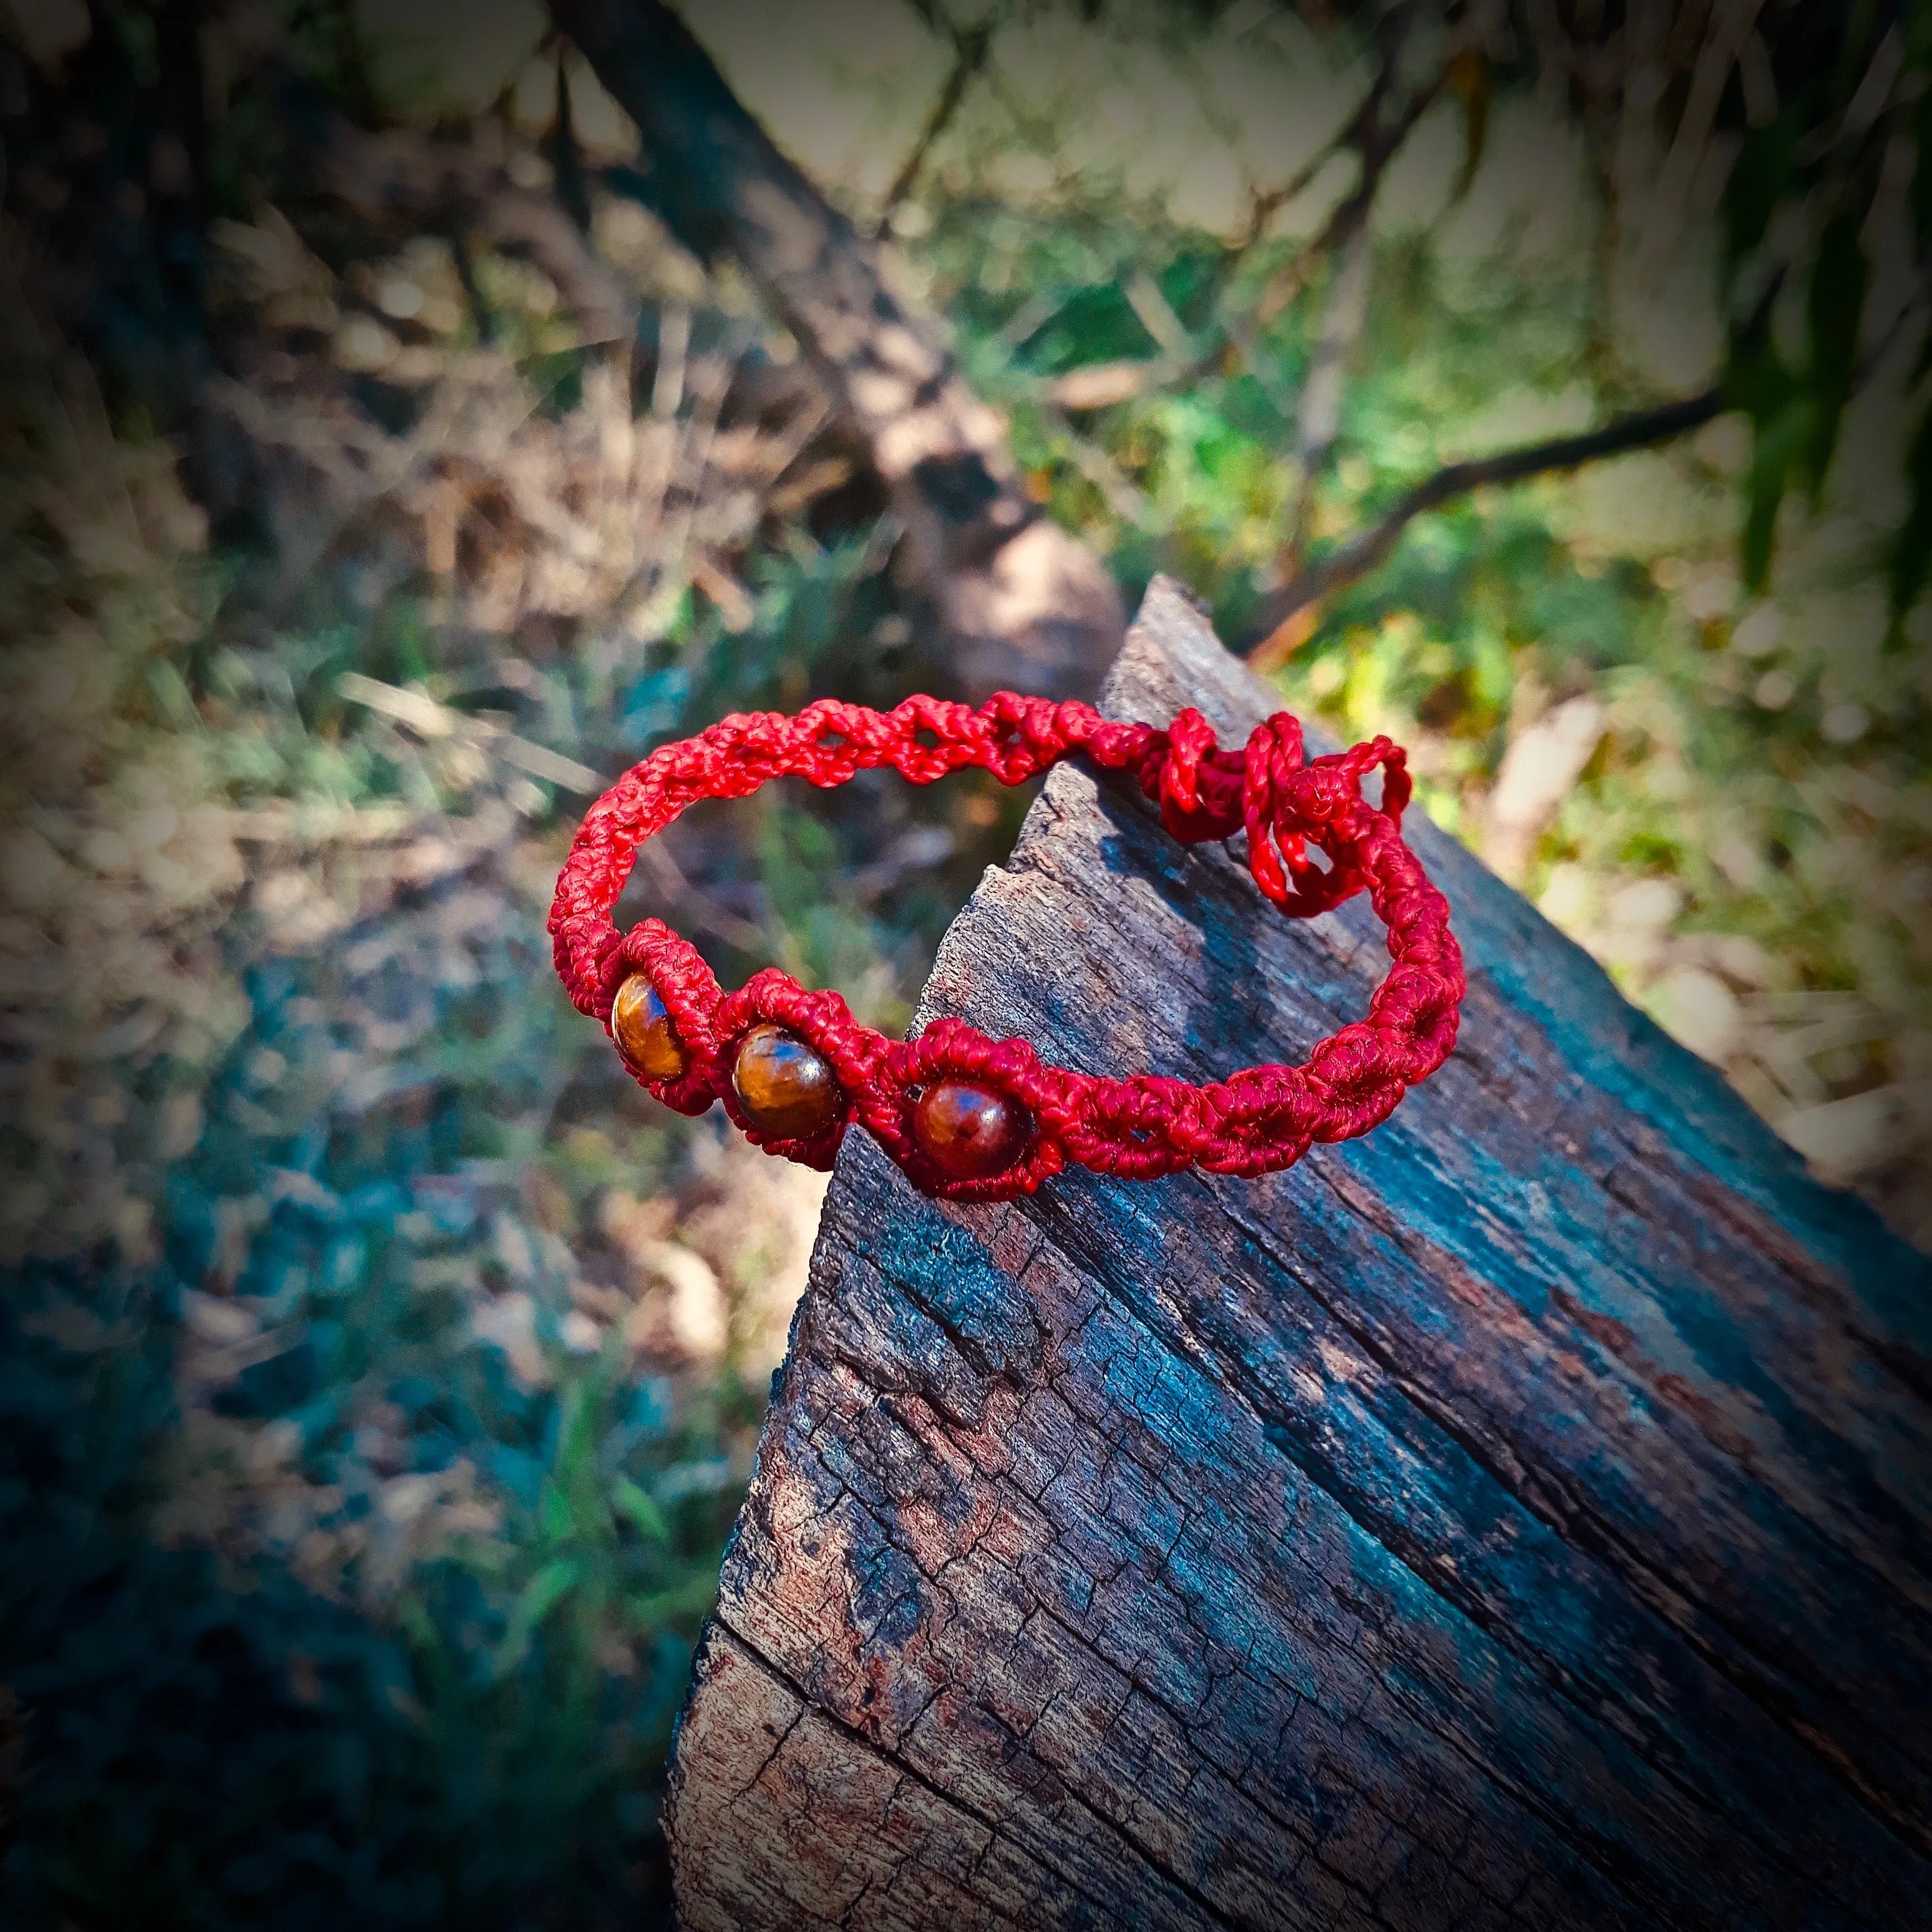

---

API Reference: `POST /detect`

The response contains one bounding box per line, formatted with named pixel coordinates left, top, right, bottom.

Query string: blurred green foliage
left=919, top=132, right=1928, bottom=1095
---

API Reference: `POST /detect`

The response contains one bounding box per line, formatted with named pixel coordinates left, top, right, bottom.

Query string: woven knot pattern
left=549, top=691, right=1464, bottom=1201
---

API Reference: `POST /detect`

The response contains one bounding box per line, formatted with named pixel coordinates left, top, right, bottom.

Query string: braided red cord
left=548, top=691, right=1465, bottom=1202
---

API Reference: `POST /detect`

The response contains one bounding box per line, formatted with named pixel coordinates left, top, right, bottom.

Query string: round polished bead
left=611, top=975, right=685, bottom=1080
left=912, top=1080, right=1030, bottom=1180
left=732, top=1024, right=844, bottom=1139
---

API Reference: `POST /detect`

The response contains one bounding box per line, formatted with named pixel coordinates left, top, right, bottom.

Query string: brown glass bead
left=611, top=975, right=685, bottom=1081
left=731, top=1024, right=844, bottom=1139
left=912, top=1080, right=1030, bottom=1181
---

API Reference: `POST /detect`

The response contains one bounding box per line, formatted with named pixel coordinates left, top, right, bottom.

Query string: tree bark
left=547, top=0, right=1125, bottom=700
left=663, top=577, right=1932, bottom=1930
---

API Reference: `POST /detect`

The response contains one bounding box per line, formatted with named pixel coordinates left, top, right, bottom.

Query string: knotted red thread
left=549, top=691, right=1464, bottom=1202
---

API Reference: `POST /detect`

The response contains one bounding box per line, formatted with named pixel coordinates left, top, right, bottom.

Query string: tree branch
left=1221, top=109, right=1360, bottom=272
left=1252, top=63, right=1447, bottom=329
left=870, top=18, right=992, bottom=240
left=1153, top=6, right=1453, bottom=409
left=1249, top=1, right=1448, bottom=329
left=1243, top=386, right=1725, bottom=668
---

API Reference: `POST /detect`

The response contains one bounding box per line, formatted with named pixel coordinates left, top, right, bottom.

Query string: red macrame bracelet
left=548, top=691, right=1465, bottom=1203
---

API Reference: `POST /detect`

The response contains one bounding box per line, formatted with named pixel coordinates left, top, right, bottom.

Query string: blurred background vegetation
left=2, top=0, right=1930, bottom=1925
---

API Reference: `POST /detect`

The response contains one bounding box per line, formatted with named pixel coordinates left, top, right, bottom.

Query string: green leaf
left=1889, top=404, right=1932, bottom=619
left=554, top=1374, right=604, bottom=1483
left=613, top=1476, right=670, bottom=1543
left=539, top=1478, right=575, bottom=1544
left=625, top=1568, right=726, bottom=1630
left=1448, top=49, right=1490, bottom=203
left=1724, top=324, right=1793, bottom=423
left=490, top=1557, right=583, bottom=1679
left=522, top=1555, right=583, bottom=1620
left=1802, top=215, right=1868, bottom=496
left=396, top=1593, right=439, bottom=1656
left=1914, top=88, right=1932, bottom=253
left=1744, top=406, right=1803, bottom=592
left=1743, top=456, right=1785, bottom=593
left=1909, top=0, right=1932, bottom=63
left=1724, top=121, right=1795, bottom=267
left=1723, top=321, right=1809, bottom=591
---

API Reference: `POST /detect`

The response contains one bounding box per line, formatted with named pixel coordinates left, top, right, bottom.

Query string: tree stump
left=663, top=578, right=1932, bottom=1931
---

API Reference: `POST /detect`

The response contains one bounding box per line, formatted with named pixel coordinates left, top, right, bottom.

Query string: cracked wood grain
left=666, top=578, right=1932, bottom=1930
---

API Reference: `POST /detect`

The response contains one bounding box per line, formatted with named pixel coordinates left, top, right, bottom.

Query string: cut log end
left=666, top=577, right=1932, bottom=1931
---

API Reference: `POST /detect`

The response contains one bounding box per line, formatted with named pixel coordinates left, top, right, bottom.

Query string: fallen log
left=664, top=577, right=1932, bottom=1930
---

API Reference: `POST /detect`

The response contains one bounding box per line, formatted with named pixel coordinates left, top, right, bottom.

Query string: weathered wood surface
left=665, top=578, right=1932, bottom=1931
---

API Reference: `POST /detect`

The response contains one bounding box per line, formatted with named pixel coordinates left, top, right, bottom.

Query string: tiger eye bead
left=912, top=1080, right=1030, bottom=1180
left=611, top=975, right=685, bottom=1081
left=732, top=1024, right=844, bottom=1139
